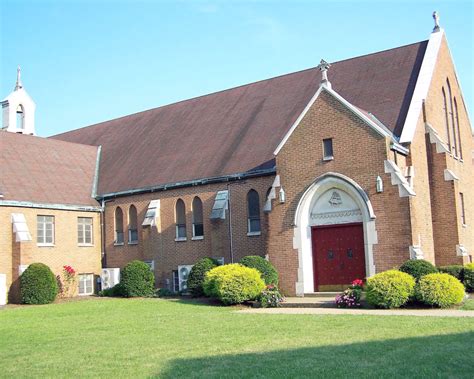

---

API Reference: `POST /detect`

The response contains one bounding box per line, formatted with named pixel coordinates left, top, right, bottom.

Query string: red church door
left=311, top=223, right=365, bottom=291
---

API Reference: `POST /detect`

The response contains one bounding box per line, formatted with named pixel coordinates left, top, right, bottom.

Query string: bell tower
left=1, top=66, right=36, bottom=135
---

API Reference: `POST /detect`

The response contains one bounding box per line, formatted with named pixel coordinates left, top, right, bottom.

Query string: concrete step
left=281, top=297, right=336, bottom=308
left=304, top=292, right=340, bottom=298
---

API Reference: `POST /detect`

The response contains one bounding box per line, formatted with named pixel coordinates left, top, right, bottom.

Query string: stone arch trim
left=293, top=172, right=377, bottom=295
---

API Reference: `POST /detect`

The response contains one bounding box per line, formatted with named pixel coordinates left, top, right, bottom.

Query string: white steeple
left=2, top=66, right=36, bottom=135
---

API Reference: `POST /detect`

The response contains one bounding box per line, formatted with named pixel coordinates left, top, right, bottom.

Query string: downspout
left=227, top=183, right=234, bottom=263
left=101, top=198, right=106, bottom=268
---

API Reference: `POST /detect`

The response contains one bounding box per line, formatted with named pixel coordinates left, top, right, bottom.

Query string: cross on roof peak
left=432, top=11, right=441, bottom=32
left=317, top=59, right=331, bottom=88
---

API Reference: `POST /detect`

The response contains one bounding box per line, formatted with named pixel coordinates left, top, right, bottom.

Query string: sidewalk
left=237, top=307, right=474, bottom=317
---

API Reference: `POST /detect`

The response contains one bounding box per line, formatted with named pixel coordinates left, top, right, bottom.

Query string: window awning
left=142, top=200, right=160, bottom=226
left=11, top=213, right=32, bottom=242
left=210, top=190, right=228, bottom=220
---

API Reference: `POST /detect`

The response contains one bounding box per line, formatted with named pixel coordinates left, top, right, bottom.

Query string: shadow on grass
left=156, top=332, right=473, bottom=378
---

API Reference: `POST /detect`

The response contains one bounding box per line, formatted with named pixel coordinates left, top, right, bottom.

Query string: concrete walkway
left=237, top=307, right=474, bottom=317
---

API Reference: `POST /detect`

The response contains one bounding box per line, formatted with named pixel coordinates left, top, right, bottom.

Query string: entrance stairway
left=281, top=292, right=366, bottom=308
left=281, top=293, right=339, bottom=308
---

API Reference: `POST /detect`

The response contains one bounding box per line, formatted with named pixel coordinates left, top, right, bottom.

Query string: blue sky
left=1, top=0, right=472, bottom=137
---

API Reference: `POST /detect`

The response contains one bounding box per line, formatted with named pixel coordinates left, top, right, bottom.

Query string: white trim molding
left=456, top=244, right=468, bottom=257
left=425, top=122, right=450, bottom=153
left=384, top=160, right=416, bottom=197
left=292, top=172, right=377, bottom=296
left=399, top=29, right=444, bottom=143
left=273, top=83, right=394, bottom=156
left=443, top=169, right=459, bottom=181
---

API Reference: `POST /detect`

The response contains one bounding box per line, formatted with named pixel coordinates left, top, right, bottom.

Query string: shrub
left=98, top=283, right=124, bottom=297
left=20, top=263, right=58, bottom=304
left=438, top=265, right=464, bottom=281
left=120, top=260, right=155, bottom=297
left=416, top=273, right=465, bottom=308
left=187, top=258, right=218, bottom=297
left=366, top=270, right=415, bottom=309
left=203, top=264, right=265, bottom=305
left=239, top=255, right=279, bottom=285
left=259, top=285, right=284, bottom=308
left=399, top=259, right=438, bottom=281
left=155, top=288, right=174, bottom=297
left=463, top=263, right=474, bottom=292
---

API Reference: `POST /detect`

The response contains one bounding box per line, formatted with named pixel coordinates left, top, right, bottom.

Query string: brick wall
left=422, top=36, right=474, bottom=265
left=269, top=91, right=413, bottom=295
left=0, top=206, right=102, bottom=303
left=103, top=176, right=273, bottom=288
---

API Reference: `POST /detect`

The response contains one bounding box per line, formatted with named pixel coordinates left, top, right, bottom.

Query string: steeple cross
left=317, top=59, right=331, bottom=86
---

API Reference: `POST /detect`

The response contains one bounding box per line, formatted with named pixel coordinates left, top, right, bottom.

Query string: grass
left=0, top=298, right=473, bottom=378
left=460, top=299, right=474, bottom=310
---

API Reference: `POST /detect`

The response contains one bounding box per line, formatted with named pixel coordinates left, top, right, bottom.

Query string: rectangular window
left=37, top=215, right=54, bottom=245
left=460, top=193, right=466, bottom=225
left=78, top=217, right=93, bottom=245
left=129, top=229, right=138, bottom=244
left=323, top=138, right=334, bottom=160
left=176, top=224, right=186, bottom=239
left=78, top=274, right=94, bottom=295
left=193, top=223, right=204, bottom=238
left=172, top=270, right=179, bottom=293
left=248, top=218, right=261, bottom=234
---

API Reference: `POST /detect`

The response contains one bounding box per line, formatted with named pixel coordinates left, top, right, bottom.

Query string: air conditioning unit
left=178, top=265, right=194, bottom=293
left=101, top=268, right=120, bottom=290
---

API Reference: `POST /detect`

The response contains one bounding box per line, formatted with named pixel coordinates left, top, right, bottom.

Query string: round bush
left=366, top=270, right=415, bottom=309
left=462, top=263, right=474, bottom=292
left=416, top=273, right=465, bottom=308
left=120, top=260, right=155, bottom=297
left=20, top=263, right=58, bottom=304
left=239, top=255, right=279, bottom=285
left=187, top=258, right=218, bottom=297
left=438, top=265, right=464, bottom=281
left=399, top=259, right=437, bottom=281
left=203, top=264, right=265, bottom=305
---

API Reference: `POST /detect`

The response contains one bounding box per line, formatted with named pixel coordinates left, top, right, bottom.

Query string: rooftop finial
left=317, top=59, right=331, bottom=88
left=15, top=66, right=23, bottom=91
left=432, top=11, right=440, bottom=32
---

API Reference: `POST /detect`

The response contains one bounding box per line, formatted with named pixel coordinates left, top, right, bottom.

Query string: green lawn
left=0, top=298, right=473, bottom=378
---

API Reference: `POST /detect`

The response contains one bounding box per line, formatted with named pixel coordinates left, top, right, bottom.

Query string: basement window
left=323, top=138, right=334, bottom=161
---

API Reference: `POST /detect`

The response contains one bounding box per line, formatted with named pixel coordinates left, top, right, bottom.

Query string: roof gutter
left=0, top=200, right=101, bottom=212
left=98, top=167, right=276, bottom=200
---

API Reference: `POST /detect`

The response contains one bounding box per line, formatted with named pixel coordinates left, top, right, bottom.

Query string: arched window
left=16, top=104, right=24, bottom=130
left=442, top=87, right=451, bottom=150
left=175, top=199, right=186, bottom=239
left=115, top=207, right=124, bottom=244
left=247, top=189, right=261, bottom=234
left=446, top=79, right=458, bottom=156
left=453, top=98, right=463, bottom=159
left=128, top=205, right=138, bottom=244
left=192, top=197, right=204, bottom=238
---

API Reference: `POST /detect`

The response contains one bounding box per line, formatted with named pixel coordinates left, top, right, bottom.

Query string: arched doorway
left=293, top=173, right=377, bottom=295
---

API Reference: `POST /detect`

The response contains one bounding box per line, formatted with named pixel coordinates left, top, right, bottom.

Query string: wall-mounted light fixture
left=279, top=187, right=286, bottom=203
left=376, top=176, right=383, bottom=193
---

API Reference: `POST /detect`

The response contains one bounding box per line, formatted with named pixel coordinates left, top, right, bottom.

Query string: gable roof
left=0, top=132, right=100, bottom=208
left=52, top=40, right=428, bottom=196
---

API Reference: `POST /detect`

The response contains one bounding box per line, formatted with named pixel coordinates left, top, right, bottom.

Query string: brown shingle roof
left=52, top=40, right=427, bottom=196
left=0, top=132, right=99, bottom=206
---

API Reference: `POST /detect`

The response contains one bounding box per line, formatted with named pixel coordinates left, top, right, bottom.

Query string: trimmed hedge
left=416, top=273, right=465, bottom=308
left=187, top=258, right=218, bottom=297
left=399, top=259, right=438, bottom=281
left=464, top=263, right=474, bottom=292
left=120, top=260, right=155, bottom=297
left=366, top=270, right=415, bottom=309
left=203, top=264, right=265, bottom=305
left=438, top=265, right=464, bottom=281
left=20, top=263, right=58, bottom=304
left=239, top=256, right=279, bottom=285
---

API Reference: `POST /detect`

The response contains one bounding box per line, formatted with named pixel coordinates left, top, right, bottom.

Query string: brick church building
left=1, top=17, right=473, bottom=299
